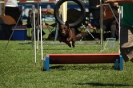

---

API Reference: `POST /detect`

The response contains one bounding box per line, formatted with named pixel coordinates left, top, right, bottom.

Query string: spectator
left=26, top=9, right=32, bottom=28
left=103, top=2, right=119, bottom=38
left=26, top=9, right=45, bottom=39
left=88, top=1, right=119, bottom=38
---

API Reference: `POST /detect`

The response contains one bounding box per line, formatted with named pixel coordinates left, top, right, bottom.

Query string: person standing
left=103, top=2, right=119, bottom=38
left=4, top=0, right=22, bottom=25
left=106, top=0, right=133, bottom=62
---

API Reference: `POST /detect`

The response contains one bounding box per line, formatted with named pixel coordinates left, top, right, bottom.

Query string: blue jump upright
left=43, top=54, right=123, bottom=71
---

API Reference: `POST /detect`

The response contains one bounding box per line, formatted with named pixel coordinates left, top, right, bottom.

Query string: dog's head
left=59, top=21, right=70, bottom=36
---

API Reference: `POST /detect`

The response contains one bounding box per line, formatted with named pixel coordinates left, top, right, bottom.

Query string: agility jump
left=43, top=54, right=123, bottom=71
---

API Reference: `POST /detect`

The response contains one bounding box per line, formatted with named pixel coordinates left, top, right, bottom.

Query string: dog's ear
left=65, top=21, right=69, bottom=28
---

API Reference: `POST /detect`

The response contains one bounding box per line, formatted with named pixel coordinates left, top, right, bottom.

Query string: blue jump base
left=43, top=54, right=123, bottom=71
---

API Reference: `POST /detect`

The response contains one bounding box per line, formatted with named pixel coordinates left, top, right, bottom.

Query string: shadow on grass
left=42, top=65, right=64, bottom=71
left=44, top=48, right=72, bottom=50
left=50, top=65, right=64, bottom=69
left=12, top=48, right=33, bottom=50
left=73, top=82, right=133, bottom=87
left=49, top=64, right=116, bottom=71
left=19, top=42, right=32, bottom=45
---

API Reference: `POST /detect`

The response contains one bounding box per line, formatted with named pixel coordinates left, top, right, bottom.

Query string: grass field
left=0, top=39, right=133, bottom=88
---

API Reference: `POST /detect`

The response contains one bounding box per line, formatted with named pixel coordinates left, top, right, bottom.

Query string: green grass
left=0, top=39, right=133, bottom=88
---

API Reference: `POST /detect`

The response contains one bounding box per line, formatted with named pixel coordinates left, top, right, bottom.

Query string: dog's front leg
left=64, top=41, right=71, bottom=47
left=67, top=30, right=73, bottom=42
left=58, top=37, right=62, bottom=43
left=67, top=37, right=72, bottom=42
